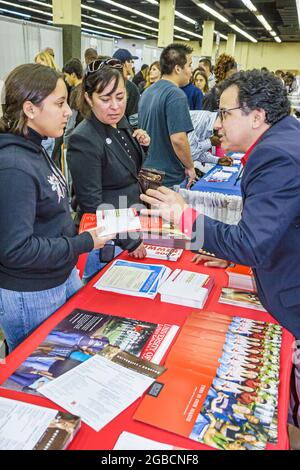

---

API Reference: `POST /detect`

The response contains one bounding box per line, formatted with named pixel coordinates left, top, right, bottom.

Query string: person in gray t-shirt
left=138, top=43, right=196, bottom=188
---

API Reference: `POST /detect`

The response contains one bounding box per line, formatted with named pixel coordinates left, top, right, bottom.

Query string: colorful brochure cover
left=1, top=308, right=178, bottom=396
left=134, top=311, right=282, bottom=450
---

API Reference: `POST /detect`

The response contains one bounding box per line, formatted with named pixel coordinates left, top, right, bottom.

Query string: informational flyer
left=0, top=397, right=57, bottom=450
left=41, top=354, right=163, bottom=432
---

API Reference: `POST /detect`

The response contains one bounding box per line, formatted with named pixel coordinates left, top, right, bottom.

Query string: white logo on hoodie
left=47, top=174, right=66, bottom=203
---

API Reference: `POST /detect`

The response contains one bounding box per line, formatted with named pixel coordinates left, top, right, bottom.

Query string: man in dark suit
left=140, top=70, right=300, bottom=442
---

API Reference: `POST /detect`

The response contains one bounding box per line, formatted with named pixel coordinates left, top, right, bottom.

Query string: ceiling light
left=82, top=15, right=156, bottom=37
left=91, top=0, right=158, bottom=22
left=83, top=4, right=158, bottom=32
left=175, top=11, right=196, bottom=25
left=195, top=2, right=229, bottom=23
left=82, top=22, right=147, bottom=39
left=0, top=0, right=52, bottom=16
left=82, top=27, right=121, bottom=39
left=216, top=31, right=228, bottom=40
left=0, top=7, right=31, bottom=19
left=256, top=14, right=272, bottom=31
left=174, top=25, right=202, bottom=39
left=296, top=0, right=300, bottom=28
left=240, top=1, right=281, bottom=42
left=240, top=0, right=257, bottom=12
left=22, top=0, right=52, bottom=8
left=144, top=0, right=158, bottom=4
left=174, top=35, right=190, bottom=41
left=229, top=24, right=257, bottom=42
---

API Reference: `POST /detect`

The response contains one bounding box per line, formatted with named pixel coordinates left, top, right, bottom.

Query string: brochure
left=41, top=352, right=165, bottom=432
left=2, top=308, right=178, bottom=396
left=79, top=213, right=190, bottom=241
left=144, top=245, right=183, bottom=262
left=219, top=288, right=267, bottom=312
left=0, top=397, right=80, bottom=450
left=158, top=269, right=214, bottom=309
left=226, top=264, right=257, bottom=292
left=134, top=311, right=282, bottom=450
left=94, top=259, right=172, bottom=300
left=96, top=208, right=141, bottom=237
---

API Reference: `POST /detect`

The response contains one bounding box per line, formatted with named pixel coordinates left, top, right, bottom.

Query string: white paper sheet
left=0, top=397, right=57, bottom=450
left=114, top=431, right=178, bottom=450
left=41, top=355, right=155, bottom=432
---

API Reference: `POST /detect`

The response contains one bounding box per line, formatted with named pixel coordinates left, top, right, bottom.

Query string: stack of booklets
left=226, top=264, right=257, bottom=292
left=134, top=311, right=282, bottom=451
left=94, top=259, right=172, bottom=300
left=0, top=397, right=80, bottom=450
left=158, top=269, right=214, bottom=308
left=144, top=245, right=183, bottom=262
left=1, top=308, right=179, bottom=396
left=219, top=288, right=266, bottom=312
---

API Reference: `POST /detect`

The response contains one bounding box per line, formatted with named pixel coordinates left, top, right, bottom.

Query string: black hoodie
left=0, top=130, right=93, bottom=291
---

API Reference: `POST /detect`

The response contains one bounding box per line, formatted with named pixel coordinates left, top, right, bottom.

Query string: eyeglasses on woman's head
left=85, top=58, right=123, bottom=76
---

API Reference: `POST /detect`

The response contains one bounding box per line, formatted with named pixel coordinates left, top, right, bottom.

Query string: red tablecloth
left=0, top=251, right=293, bottom=450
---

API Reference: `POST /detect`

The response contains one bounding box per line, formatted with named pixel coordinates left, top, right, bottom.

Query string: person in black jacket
left=67, top=59, right=150, bottom=279
left=0, top=64, right=111, bottom=352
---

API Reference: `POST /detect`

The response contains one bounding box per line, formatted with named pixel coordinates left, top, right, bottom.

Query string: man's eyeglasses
left=216, top=106, right=243, bottom=122
left=85, top=58, right=123, bottom=76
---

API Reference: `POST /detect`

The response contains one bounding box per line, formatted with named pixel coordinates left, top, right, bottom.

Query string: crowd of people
left=0, top=42, right=300, bottom=447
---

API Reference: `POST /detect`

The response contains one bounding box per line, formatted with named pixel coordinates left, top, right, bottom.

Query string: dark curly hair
left=218, top=69, right=291, bottom=125
left=214, top=53, right=237, bottom=84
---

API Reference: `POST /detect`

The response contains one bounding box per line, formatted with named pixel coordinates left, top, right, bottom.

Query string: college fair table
left=0, top=251, right=293, bottom=451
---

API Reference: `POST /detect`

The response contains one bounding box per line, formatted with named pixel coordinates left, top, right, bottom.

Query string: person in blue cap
left=113, top=48, right=140, bottom=119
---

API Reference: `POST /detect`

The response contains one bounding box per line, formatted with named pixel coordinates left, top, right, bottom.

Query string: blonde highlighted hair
left=34, top=51, right=59, bottom=71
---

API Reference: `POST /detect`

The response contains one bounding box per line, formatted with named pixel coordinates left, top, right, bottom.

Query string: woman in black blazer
left=67, top=59, right=150, bottom=275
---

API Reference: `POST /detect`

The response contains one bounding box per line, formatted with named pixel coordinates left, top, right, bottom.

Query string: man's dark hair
left=141, top=64, right=149, bottom=71
left=84, top=48, right=98, bottom=64
left=199, top=57, right=212, bottom=72
left=63, top=58, right=83, bottom=79
left=160, top=43, right=193, bottom=75
left=218, top=69, right=291, bottom=125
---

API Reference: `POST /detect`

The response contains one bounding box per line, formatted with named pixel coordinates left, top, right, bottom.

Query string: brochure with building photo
left=1, top=309, right=178, bottom=396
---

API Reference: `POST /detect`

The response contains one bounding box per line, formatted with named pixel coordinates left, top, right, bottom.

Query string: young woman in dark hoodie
left=0, top=64, right=111, bottom=352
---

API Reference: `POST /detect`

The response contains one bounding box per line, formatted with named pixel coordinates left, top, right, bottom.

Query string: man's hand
left=140, top=186, right=188, bottom=226
left=192, top=253, right=229, bottom=268
left=132, top=129, right=151, bottom=147
left=185, top=166, right=197, bottom=189
left=85, top=227, right=115, bottom=250
left=210, top=135, right=221, bottom=147
left=219, top=156, right=233, bottom=166
left=128, top=242, right=147, bottom=259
